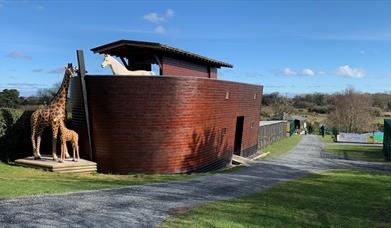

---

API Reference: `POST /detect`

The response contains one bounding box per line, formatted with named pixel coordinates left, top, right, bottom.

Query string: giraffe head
left=64, top=65, right=75, bottom=79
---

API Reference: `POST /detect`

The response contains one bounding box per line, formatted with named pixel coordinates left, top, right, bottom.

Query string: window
left=222, top=128, right=227, bottom=136
left=225, top=91, right=230, bottom=100
left=251, top=121, right=254, bottom=128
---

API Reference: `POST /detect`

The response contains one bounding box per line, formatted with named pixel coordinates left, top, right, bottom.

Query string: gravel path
left=1, top=135, right=390, bottom=228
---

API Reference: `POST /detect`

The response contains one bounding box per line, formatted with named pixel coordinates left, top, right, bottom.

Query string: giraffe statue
left=30, top=65, right=75, bottom=160
left=57, top=118, right=79, bottom=163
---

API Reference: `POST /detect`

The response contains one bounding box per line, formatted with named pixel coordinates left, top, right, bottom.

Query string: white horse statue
left=101, top=54, right=155, bottom=76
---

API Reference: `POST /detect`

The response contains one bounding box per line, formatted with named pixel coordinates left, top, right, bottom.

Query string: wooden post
left=153, top=55, right=162, bottom=75
left=120, top=57, right=129, bottom=69
left=76, top=50, right=94, bottom=161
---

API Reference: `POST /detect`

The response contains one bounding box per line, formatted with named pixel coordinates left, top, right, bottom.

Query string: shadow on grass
left=163, top=170, right=391, bottom=227
left=323, top=144, right=385, bottom=162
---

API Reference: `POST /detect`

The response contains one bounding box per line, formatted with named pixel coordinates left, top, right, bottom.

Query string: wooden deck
left=15, top=156, right=97, bottom=173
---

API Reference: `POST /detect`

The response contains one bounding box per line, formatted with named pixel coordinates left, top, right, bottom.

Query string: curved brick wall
left=70, top=76, right=262, bottom=174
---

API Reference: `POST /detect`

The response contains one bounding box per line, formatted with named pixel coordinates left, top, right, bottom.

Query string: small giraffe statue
left=30, top=65, right=74, bottom=160
left=58, top=119, right=79, bottom=163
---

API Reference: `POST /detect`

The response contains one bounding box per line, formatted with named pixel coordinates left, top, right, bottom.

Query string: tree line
left=0, top=84, right=60, bottom=109
left=262, top=89, right=391, bottom=133
left=262, top=91, right=391, bottom=114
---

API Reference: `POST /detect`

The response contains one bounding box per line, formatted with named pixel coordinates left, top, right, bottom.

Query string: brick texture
left=70, top=76, right=262, bottom=174
left=162, top=57, right=215, bottom=78
left=210, top=67, right=217, bottom=79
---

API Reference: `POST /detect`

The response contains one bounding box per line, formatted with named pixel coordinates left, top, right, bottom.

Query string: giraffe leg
left=58, top=142, right=64, bottom=163
left=64, top=142, right=69, bottom=161
left=30, top=113, right=39, bottom=158
left=36, top=135, right=42, bottom=158
left=64, top=143, right=70, bottom=159
left=34, top=127, right=44, bottom=159
left=76, top=144, right=80, bottom=161
left=52, top=137, right=58, bottom=160
left=72, top=143, right=76, bottom=162
left=31, top=133, right=37, bottom=158
left=52, top=124, right=60, bottom=160
left=61, top=142, right=66, bottom=161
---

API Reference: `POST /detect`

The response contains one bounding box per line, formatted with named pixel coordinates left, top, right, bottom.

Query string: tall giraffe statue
left=30, top=65, right=75, bottom=160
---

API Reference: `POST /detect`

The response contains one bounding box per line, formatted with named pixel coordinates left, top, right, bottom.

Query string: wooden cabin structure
left=70, top=40, right=263, bottom=174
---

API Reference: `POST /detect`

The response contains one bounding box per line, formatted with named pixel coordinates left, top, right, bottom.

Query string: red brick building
left=71, top=40, right=263, bottom=174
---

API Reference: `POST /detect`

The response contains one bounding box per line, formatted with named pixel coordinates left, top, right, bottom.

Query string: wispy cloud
left=244, top=72, right=263, bottom=78
left=265, top=85, right=288, bottom=88
left=47, top=67, right=64, bottom=74
left=33, top=5, right=44, bottom=11
left=298, top=29, right=391, bottom=41
left=84, top=25, right=162, bottom=34
left=154, top=25, right=166, bottom=34
left=302, top=68, right=315, bottom=76
left=85, top=9, right=176, bottom=36
left=142, top=9, right=177, bottom=36
left=32, top=69, right=44, bottom=73
left=143, top=9, right=175, bottom=23
left=6, top=51, right=32, bottom=60
left=6, top=82, right=46, bottom=87
left=276, top=67, right=297, bottom=76
left=336, top=65, right=365, bottom=78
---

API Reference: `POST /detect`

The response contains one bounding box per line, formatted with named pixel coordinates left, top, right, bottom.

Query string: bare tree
left=261, top=92, right=296, bottom=119
left=35, top=83, right=61, bottom=105
left=328, top=88, right=374, bottom=133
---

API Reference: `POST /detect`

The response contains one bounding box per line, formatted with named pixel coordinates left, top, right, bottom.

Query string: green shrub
left=0, top=108, right=71, bottom=162
left=0, top=108, right=23, bottom=137
left=307, top=121, right=320, bottom=134
left=0, top=108, right=33, bottom=162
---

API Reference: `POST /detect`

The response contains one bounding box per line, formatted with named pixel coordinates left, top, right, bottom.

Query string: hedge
left=0, top=108, right=71, bottom=162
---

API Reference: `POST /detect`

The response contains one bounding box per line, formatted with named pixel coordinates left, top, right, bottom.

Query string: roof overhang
left=91, top=40, right=233, bottom=68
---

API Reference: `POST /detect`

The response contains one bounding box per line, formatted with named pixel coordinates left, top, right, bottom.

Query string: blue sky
left=1, top=0, right=391, bottom=96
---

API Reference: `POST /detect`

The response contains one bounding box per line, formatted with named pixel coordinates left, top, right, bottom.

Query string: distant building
left=282, top=113, right=307, bottom=135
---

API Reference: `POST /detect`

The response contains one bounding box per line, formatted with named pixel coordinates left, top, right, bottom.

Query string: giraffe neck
left=50, top=70, right=71, bottom=109
left=59, top=120, right=66, bottom=132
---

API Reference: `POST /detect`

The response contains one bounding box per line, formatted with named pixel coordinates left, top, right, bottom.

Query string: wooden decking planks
left=15, top=156, right=97, bottom=173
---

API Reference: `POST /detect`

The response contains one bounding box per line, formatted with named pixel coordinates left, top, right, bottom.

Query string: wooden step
left=232, top=154, right=256, bottom=166
left=15, top=156, right=97, bottom=173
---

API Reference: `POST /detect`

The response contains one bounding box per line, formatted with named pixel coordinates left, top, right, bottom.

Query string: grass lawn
left=260, top=135, right=303, bottom=158
left=319, top=134, right=335, bottom=143
left=163, top=169, right=391, bottom=227
left=0, top=163, right=201, bottom=199
left=323, top=144, right=385, bottom=162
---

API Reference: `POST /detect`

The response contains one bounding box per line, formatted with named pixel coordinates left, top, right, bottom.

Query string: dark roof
left=91, top=40, right=233, bottom=68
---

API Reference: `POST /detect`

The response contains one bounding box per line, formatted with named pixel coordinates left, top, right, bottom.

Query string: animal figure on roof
left=101, top=54, right=155, bottom=76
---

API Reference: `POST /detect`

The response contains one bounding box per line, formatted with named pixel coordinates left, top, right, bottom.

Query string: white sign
left=337, top=133, right=372, bottom=143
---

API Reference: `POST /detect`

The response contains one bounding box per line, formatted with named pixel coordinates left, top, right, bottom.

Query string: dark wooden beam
left=76, top=50, right=94, bottom=161
left=153, top=55, right=162, bottom=75
left=119, top=56, right=129, bottom=69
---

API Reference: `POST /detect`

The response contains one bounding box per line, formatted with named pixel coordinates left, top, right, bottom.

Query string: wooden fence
left=384, top=119, right=391, bottom=161
left=258, top=121, right=289, bottom=148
